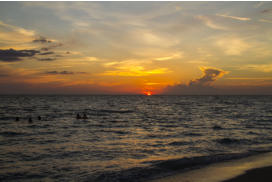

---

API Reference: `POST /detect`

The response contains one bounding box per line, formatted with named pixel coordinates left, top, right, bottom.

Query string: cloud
left=40, top=47, right=49, bottom=51
left=44, top=71, right=87, bottom=75
left=226, top=77, right=272, bottom=80
left=261, top=9, right=272, bottom=14
left=189, top=67, right=228, bottom=86
left=85, top=57, right=98, bottom=61
left=103, top=61, right=119, bottom=67
left=0, top=46, right=62, bottom=62
left=0, top=20, right=64, bottom=61
left=37, top=58, right=56, bottom=61
left=101, top=67, right=170, bottom=77
left=39, top=51, right=55, bottom=55
left=164, top=84, right=272, bottom=95
left=255, top=2, right=264, bottom=8
left=45, top=71, right=74, bottom=75
left=244, top=64, right=272, bottom=72
left=164, top=83, right=218, bottom=95
left=0, top=20, right=35, bottom=37
left=41, top=43, right=63, bottom=51
left=154, top=52, right=183, bottom=61
left=216, top=37, right=250, bottom=56
left=0, top=48, right=40, bottom=62
left=0, top=81, right=130, bottom=95
left=101, top=58, right=172, bottom=77
left=0, top=20, right=36, bottom=47
left=197, top=15, right=226, bottom=30
left=216, top=14, right=251, bottom=21
left=33, top=36, right=53, bottom=43
left=259, top=19, right=272, bottom=24
left=163, top=67, right=228, bottom=95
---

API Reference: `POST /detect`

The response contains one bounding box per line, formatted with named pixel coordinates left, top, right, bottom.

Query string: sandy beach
left=149, top=152, right=272, bottom=182
left=223, top=166, right=272, bottom=182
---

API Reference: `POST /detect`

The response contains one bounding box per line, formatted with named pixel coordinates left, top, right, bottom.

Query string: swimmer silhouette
left=15, top=117, right=19, bottom=121
left=28, top=117, right=33, bottom=123
left=76, top=113, right=81, bottom=119
left=83, top=113, right=88, bottom=119
left=38, top=116, right=41, bottom=120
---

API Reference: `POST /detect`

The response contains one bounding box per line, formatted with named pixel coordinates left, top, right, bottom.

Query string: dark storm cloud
left=189, top=67, right=227, bottom=86
left=0, top=48, right=40, bottom=62
left=33, top=36, right=52, bottom=43
left=37, top=58, right=56, bottom=61
left=39, top=51, right=54, bottom=55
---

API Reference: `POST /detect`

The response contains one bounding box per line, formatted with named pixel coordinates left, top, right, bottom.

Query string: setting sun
left=144, top=91, right=152, bottom=96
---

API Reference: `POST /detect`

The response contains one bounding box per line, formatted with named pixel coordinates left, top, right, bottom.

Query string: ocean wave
left=215, top=138, right=251, bottom=145
left=212, top=125, right=223, bottom=130
left=89, top=109, right=134, bottom=114
left=91, top=151, right=268, bottom=182
left=184, top=132, right=203, bottom=137
left=168, top=141, right=191, bottom=146
left=0, top=131, right=27, bottom=137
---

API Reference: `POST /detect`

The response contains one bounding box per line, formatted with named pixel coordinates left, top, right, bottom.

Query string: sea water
left=0, top=95, right=272, bottom=181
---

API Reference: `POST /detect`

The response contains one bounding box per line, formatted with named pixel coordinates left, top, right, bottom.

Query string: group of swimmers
left=15, top=116, right=41, bottom=123
left=76, top=113, right=88, bottom=119
left=15, top=113, right=88, bottom=123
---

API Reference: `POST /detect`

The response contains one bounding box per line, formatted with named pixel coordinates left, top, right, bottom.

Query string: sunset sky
left=0, top=2, right=272, bottom=95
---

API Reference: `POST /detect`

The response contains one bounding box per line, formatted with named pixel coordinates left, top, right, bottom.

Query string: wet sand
left=149, top=152, right=272, bottom=182
left=223, top=166, right=272, bottom=182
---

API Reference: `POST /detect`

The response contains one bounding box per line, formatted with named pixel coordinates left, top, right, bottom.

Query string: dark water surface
left=1, top=95, right=272, bottom=181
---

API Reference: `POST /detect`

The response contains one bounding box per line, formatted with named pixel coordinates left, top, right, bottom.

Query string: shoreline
left=149, top=152, right=272, bottom=182
left=223, top=166, right=272, bottom=182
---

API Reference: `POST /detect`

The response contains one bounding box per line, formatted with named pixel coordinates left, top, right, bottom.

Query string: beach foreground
left=149, top=152, right=272, bottom=182
left=223, top=166, right=272, bottom=182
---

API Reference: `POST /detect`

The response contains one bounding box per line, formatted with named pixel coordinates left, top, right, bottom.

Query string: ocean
left=0, top=95, right=272, bottom=181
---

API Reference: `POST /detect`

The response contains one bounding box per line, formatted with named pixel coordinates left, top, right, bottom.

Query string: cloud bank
left=189, top=67, right=227, bottom=86
left=0, top=48, right=40, bottom=62
left=32, top=36, right=53, bottom=44
left=163, top=67, right=272, bottom=95
left=163, top=67, right=228, bottom=95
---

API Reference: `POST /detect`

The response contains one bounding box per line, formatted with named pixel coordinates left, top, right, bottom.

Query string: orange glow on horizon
left=144, top=91, right=152, bottom=96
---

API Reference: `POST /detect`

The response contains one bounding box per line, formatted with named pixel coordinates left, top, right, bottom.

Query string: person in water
left=38, top=116, right=41, bottom=120
left=15, top=117, right=19, bottom=121
left=83, top=113, right=88, bottom=119
left=76, top=113, right=81, bottom=119
left=28, top=117, right=32, bottom=123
